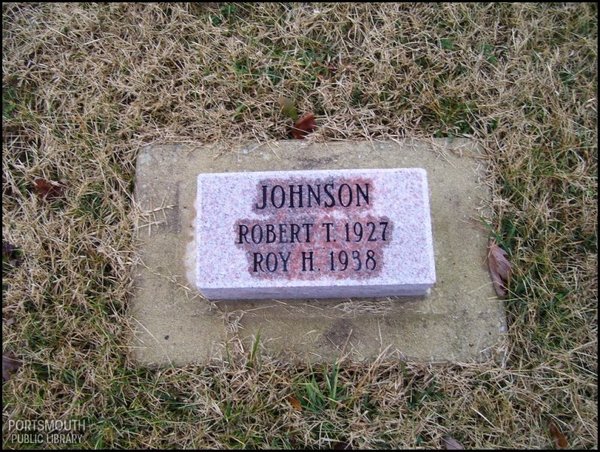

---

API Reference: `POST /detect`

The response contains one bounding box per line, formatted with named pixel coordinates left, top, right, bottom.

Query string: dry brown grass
left=2, top=3, right=597, bottom=449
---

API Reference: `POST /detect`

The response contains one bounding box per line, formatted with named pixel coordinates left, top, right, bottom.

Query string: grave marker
left=194, top=168, right=435, bottom=299
left=131, top=139, right=507, bottom=365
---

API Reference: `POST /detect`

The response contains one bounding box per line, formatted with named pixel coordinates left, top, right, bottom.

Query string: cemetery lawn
left=2, top=3, right=597, bottom=449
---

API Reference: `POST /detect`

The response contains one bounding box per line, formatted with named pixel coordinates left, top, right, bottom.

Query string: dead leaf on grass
left=33, top=178, right=64, bottom=200
left=488, top=240, right=511, bottom=297
left=2, top=353, right=22, bottom=382
left=2, top=241, right=22, bottom=268
left=290, top=112, right=317, bottom=139
left=549, top=421, right=568, bottom=449
left=312, top=61, right=338, bottom=76
left=3, top=241, right=17, bottom=260
left=287, top=395, right=302, bottom=411
left=442, top=435, right=464, bottom=450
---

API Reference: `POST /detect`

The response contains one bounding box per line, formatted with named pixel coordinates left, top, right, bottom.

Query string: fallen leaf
left=290, top=112, right=317, bottom=139
left=278, top=96, right=298, bottom=121
left=33, top=178, right=64, bottom=200
left=332, top=441, right=352, bottom=450
left=488, top=240, right=511, bottom=297
left=2, top=353, right=22, bottom=382
left=549, top=421, right=568, bottom=449
left=2, top=241, right=22, bottom=268
left=312, top=61, right=338, bottom=76
left=287, top=395, right=302, bottom=411
left=442, top=435, right=464, bottom=450
left=2, top=241, right=16, bottom=259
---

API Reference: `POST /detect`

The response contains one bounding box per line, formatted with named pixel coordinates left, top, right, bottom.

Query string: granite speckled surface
left=195, top=168, right=435, bottom=299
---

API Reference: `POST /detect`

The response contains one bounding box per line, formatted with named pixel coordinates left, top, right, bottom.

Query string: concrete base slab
left=130, top=139, right=507, bottom=366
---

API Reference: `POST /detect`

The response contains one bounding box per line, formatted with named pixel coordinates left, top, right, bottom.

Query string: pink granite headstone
left=194, top=168, right=435, bottom=300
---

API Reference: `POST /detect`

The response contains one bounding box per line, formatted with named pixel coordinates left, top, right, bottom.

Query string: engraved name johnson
left=234, top=177, right=393, bottom=280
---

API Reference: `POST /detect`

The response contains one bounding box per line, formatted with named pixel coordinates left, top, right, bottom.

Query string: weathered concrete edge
left=129, top=138, right=508, bottom=367
left=200, top=284, right=433, bottom=300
